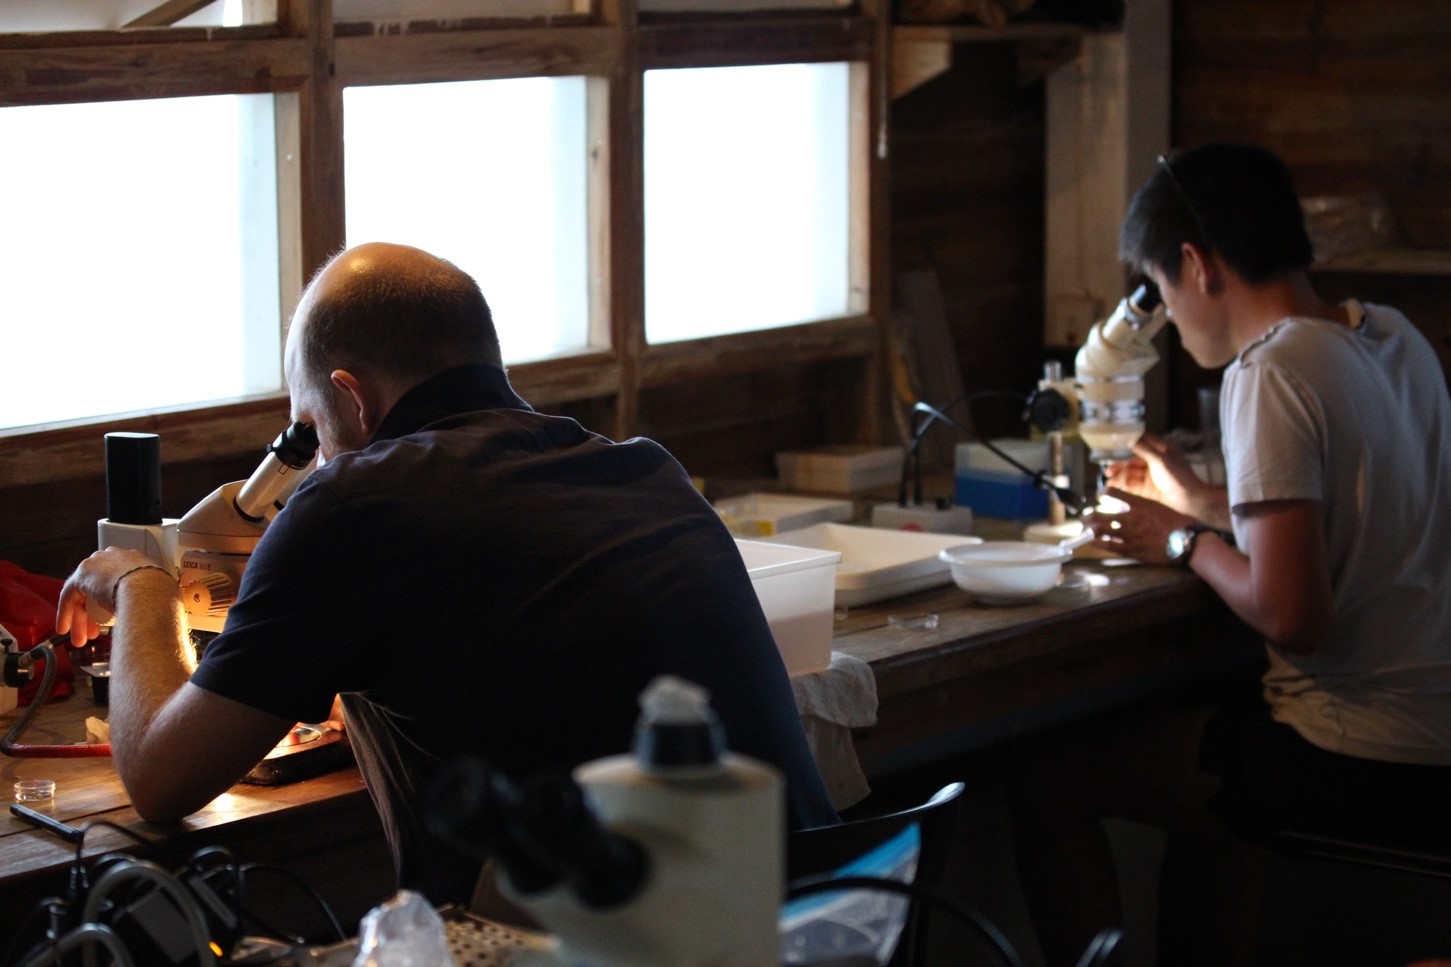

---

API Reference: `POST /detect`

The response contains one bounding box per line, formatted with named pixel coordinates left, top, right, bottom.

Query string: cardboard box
left=775, top=445, right=901, bottom=495
left=714, top=493, right=854, bottom=537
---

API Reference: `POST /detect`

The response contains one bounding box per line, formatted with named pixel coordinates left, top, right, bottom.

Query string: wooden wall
left=1167, top=0, right=1451, bottom=421
left=887, top=41, right=1051, bottom=440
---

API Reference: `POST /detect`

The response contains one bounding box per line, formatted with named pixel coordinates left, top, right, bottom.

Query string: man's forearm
left=106, top=568, right=193, bottom=787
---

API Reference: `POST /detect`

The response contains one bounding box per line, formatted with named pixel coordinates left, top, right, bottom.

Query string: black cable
left=74, top=819, right=159, bottom=862
left=1, top=822, right=163, bottom=967
left=912, top=401, right=1089, bottom=514
left=238, top=862, right=348, bottom=943
left=238, top=908, right=308, bottom=950
left=787, top=873, right=1026, bottom=967
left=899, top=391, right=1021, bottom=508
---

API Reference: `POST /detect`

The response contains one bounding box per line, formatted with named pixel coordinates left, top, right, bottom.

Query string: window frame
left=0, top=2, right=887, bottom=488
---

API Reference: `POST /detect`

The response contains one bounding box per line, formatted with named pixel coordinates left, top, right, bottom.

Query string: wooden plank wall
left=1168, top=0, right=1451, bottom=420
left=887, top=42, right=1052, bottom=441
left=1176, top=0, right=1451, bottom=249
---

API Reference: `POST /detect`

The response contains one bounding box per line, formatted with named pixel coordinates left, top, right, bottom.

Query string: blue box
left=954, top=468, right=1049, bottom=520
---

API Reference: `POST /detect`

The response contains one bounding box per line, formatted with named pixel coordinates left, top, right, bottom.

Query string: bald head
left=291, top=242, right=503, bottom=395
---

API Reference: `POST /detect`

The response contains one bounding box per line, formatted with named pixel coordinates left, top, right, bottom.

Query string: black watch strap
left=1168, top=523, right=1210, bottom=566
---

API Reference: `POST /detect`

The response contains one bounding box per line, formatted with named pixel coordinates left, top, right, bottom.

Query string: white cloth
left=1221, top=300, right=1451, bottom=764
left=791, top=652, right=879, bottom=810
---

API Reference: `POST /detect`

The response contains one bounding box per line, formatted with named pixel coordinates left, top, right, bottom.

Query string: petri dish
left=14, top=779, right=57, bottom=802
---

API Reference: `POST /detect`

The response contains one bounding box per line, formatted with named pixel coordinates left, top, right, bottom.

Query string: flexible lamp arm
left=909, top=401, right=1089, bottom=515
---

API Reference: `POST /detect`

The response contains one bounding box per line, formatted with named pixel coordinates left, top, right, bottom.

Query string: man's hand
left=1084, top=487, right=1197, bottom=566
left=1103, top=435, right=1198, bottom=513
left=1101, top=434, right=1232, bottom=530
left=55, top=547, right=168, bottom=647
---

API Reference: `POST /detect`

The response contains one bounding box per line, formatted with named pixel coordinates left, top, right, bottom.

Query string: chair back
left=786, top=782, right=966, bottom=967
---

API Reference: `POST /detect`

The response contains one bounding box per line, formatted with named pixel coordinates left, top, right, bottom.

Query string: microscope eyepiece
left=268, top=422, right=320, bottom=470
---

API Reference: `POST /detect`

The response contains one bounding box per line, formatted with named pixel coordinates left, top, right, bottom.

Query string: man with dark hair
left=1012, top=144, right=1451, bottom=964
left=56, top=242, right=837, bottom=907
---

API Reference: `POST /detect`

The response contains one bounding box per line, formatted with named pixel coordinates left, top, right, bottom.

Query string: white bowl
left=938, top=541, right=1074, bottom=604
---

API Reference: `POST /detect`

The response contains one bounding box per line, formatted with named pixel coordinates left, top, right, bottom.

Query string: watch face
left=1167, top=526, right=1200, bottom=564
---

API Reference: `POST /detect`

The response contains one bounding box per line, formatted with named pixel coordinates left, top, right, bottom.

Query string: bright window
left=343, top=78, right=592, bottom=363
left=643, top=62, right=853, bottom=344
left=0, top=95, right=282, bottom=432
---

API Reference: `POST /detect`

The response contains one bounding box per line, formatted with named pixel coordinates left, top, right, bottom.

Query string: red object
left=0, top=561, right=75, bottom=704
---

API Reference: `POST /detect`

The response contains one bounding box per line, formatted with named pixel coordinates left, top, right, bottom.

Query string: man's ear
left=330, top=369, right=385, bottom=438
left=1180, top=242, right=1219, bottom=295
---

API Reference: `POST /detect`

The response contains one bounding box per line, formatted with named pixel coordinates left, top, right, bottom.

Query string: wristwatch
left=1165, top=523, right=1211, bottom=567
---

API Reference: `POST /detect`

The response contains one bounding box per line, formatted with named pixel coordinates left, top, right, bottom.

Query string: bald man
left=57, top=243, right=837, bottom=905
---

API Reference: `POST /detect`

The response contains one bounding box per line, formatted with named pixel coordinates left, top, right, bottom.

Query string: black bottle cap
left=634, top=719, right=725, bottom=769
left=104, top=432, right=162, bottom=524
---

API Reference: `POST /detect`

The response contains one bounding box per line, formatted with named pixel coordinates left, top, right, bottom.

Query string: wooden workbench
left=0, top=560, right=1259, bottom=946
left=833, top=559, right=1260, bottom=776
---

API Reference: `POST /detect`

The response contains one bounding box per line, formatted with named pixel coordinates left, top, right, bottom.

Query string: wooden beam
left=890, top=23, right=1085, bottom=98
left=639, top=16, right=871, bottom=69
left=892, top=34, right=951, bottom=98
left=124, top=0, right=218, bottom=29
left=335, top=26, right=622, bottom=86
left=279, top=0, right=343, bottom=282
left=0, top=398, right=291, bottom=490
left=640, top=316, right=877, bottom=388
left=606, top=6, right=644, bottom=441
left=0, top=38, right=311, bottom=106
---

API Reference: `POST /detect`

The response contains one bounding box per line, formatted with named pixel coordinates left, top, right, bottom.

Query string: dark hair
left=1118, top=143, right=1314, bottom=286
left=299, top=249, right=503, bottom=386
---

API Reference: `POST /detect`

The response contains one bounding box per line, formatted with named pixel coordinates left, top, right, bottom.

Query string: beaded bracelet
left=111, top=564, right=171, bottom=605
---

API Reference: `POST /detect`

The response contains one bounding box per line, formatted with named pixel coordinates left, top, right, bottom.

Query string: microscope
left=174, top=422, right=318, bottom=634
left=90, top=422, right=319, bottom=634
left=429, top=676, right=783, bottom=967
left=1071, top=281, right=1166, bottom=487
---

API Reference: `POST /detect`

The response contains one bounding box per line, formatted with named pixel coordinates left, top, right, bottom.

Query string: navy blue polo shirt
left=191, top=364, right=836, bottom=902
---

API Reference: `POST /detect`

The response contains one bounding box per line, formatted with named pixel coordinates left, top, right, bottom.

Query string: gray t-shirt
left=1222, top=300, right=1451, bottom=765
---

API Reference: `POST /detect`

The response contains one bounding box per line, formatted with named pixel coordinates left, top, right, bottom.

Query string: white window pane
left=343, top=78, right=592, bottom=364
left=2, top=0, right=272, bottom=31
left=0, top=95, right=282, bottom=432
left=644, top=63, right=852, bottom=344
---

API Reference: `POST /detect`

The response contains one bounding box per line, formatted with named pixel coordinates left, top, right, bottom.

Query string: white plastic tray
left=760, top=523, right=982, bottom=607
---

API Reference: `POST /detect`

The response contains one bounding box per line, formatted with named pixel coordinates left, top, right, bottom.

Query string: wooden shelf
left=893, top=22, right=1089, bottom=43
left=891, top=21, right=1087, bottom=97
left=1312, top=248, right=1451, bottom=277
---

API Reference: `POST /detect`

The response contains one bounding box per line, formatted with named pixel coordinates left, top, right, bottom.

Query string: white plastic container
left=760, top=523, right=981, bottom=607
left=735, top=539, right=841, bottom=676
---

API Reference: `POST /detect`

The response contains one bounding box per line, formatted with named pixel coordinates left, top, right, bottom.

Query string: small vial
left=14, top=779, right=56, bottom=802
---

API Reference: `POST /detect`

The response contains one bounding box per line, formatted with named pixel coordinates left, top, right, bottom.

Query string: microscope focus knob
left=180, top=572, right=236, bottom=617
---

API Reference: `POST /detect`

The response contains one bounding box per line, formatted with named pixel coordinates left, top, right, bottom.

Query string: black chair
left=786, top=782, right=967, bottom=967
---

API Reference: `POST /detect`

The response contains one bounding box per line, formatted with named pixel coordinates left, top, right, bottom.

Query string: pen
left=9, top=803, right=84, bottom=843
